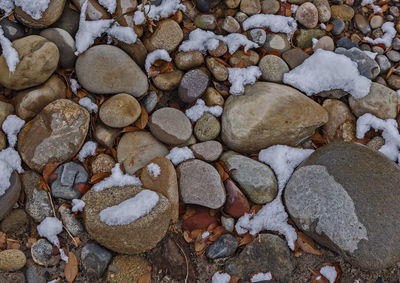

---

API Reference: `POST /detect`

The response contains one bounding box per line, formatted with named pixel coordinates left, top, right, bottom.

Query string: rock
left=388, top=74, right=400, bottom=89
left=194, top=113, right=221, bottom=141
left=120, top=39, right=148, bottom=67
left=330, top=4, right=355, bottom=21
left=194, top=14, right=217, bottom=30
left=206, top=57, right=229, bottom=81
left=229, top=50, right=260, bottom=67
left=31, top=239, right=55, bottom=266
left=94, top=123, right=120, bottom=147
left=221, top=216, right=235, bottom=232
left=14, top=0, right=66, bottom=28
left=175, top=51, right=204, bottom=70
left=195, top=0, right=211, bottom=12
left=335, top=47, right=380, bottom=79
left=296, top=3, right=318, bottom=29
left=18, top=99, right=89, bottom=172
left=314, top=36, right=334, bottom=51
left=322, top=99, right=355, bottom=142
left=39, top=28, right=76, bottom=68
left=0, top=19, right=24, bottom=41
left=99, top=93, right=141, bottom=128
left=204, top=87, right=224, bottom=106
left=91, top=154, right=115, bottom=174
left=72, top=0, right=111, bottom=20
left=59, top=205, right=84, bottom=236
left=225, top=234, right=296, bottom=282
left=0, top=35, right=59, bottom=90
left=26, top=265, right=46, bottom=283
left=82, top=186, right=171, bottom=254
left=0, top=101, right=14, bottom=127
left=0, top=250, right=26, bottom=271
left=149, top=107, right=192, bottom=145
left=240, top=0, right=261, bottom=15
left=75, top=45, right=148, bottom=97
left=114, top=0, right=138, bottom=27
left=221, top=82, right=328, bottom=152
left=0, top=133, right=5, bottom=151
left=367, top=136, right=385, bottom=151
left=262, top=0, right=280, bottom=14
left=348, top=82, right=398, bottom=119
left=331, top=19, right=345, bottom=35
left=377, top=54, right=391, bottom=73
left=15, top=74, right=67, bottom=120
left=52, top=6, right=80, bottom=36
left=288, top=0, right=307, bottom=4
left=263, top=33, right=290, bottom=53
left=0, top=172, right=21, bottom=221
left=106, top=255, right=150, bottom=283
left=178, top=69, right=209, bottom=103
left=355, top=14, right=370, bottom=34
left=23, top=171, right=53, bottom=222
left=143, top=19, right=183, bottom=52
left=140, top=157, right=179, bottom=222
left=221, top=151, right=277, bottom=204
left=295, top=29, right=325, bottom=48
left=191, top=141, right=223, bottom=162
left=208, top=40, right=228, bottom=57
left=222, top=16, right=240, bottom=33
left=143, top=91, right=158, bottom=113
left=387, top=50, right=400, bottom=62
left=117, top=131, right=169, bottom=174
left=81, top=242, right=112, bottom=278
left=313, top=0, right=331, bottom=22
left=152, top=69, right=183, bottom=91
left=248, top=29, right=267, bottom=46
left=177, top=159, right=226, bottom=209
left=370, top=15, right=384, bottom=29
left=258, top=55, right=289, bottom=83
left=206, top=234, right=238, bottom=259
left=225, top=0, right=241, bottom=8
left=282, top=48, right=310, bottom=69
left=336, top=37, right=358, bottom=49
left=0, top=209, right=29, bottom=235
left=224, top=179, right=250, bottom=218
left=285, top=142, right=400, bottom=270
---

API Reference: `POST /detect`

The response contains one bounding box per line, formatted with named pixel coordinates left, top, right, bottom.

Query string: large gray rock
left=221, top=82, right=328, bottom=152
left=0, top=172, right=21, bottom=221
left=335, top=47, right=380, bottom=79
left=285, top=142, right=400, bottom=270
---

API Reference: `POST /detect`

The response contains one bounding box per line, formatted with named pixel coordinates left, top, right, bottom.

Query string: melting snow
left=79, top=97, right=98, bottom=113
left=0, top=26, right=20, bottom=72
left=98, top=0, right=116, bottom=14
left=145, top=49, right=172, bottom=77
left=146, top=163, right=161, bottom=177
left=37, top=217, right=68, bottom=262
left=77, top=141, right=97, bottom=162
left=71, top=199, right=85, bottom=212
left=0, top=0, right=14, bottom=16
left=70, top=78, right=80, bottom=94
left=92, top=163, right=142, bottom=191
left=212, top=272, right=231, bottom=283
left=185, top=99, right=223, bottom=122
left=133, top=0, right=186, bottom=25
left=166, top=146, right=194, bottom=165
left=14, top=0, right=50, bottom=20
left=228, top=66, right=261, bottom=95
left=242, top=14, right=297, bottom=37
left=364, top=22, right=396, bottom=49
left=320, top=265, right=338, bottom=283
left=361, top=0, right=382, bottom=13
left=251, top=272, right=273, bottom=282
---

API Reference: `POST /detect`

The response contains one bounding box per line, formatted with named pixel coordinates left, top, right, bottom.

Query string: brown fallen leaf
left=239, top=233, right=254, bottom=246
left=65, top=252, right=78, bottom=283
left=74, top=183, right=91, bottom=195
left=43, top=162, right=60, bottom=184
left=72, top=237, right=81, bottom=248
left=135, top=105, right=149, bottom=130
left=138, top=272, right=151, bottom=283
left=229, top=275, right=240, bottom=283
left=183, top=230, right=193, bottom=243
left=296, top=232, right=322, bottom=256
left=208, top=226, right=225, bottom=242
left=309, top=268, right=330, bottom=283
left=6, top=238, right=21, bottom=250
left=89, top=172, right=111, bottom=184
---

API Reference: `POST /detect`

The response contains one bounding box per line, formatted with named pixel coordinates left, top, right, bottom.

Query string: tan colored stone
left=152, top=69, right=183, bottom=91
left=0, top=101, right=14, bottom=126
left=15, top=0, right=66, bottom=28
left=94, top=123, right=120, bottom=147
left=106, top=255, right=149, bottom=283
left=143, top=19, right=183, bottom=53
left=175, top=51, right=204, bottom=70
left=206, top=57, right=228, bottom=81
left=115, top=0, right=138, bottom=27
left=72, top=0, right=111, bottom=20
left=204, top=87, right=224, bottom=106
left=120, top=39, right=147, bottom=67
left=0, top=250, right=26, bottom=271
left=330, top=5, right=355, bottom=21
left=229, top=50, right=260, bottom=67
left=100, top=93, right=141, bottom=128
left=322, top=99, right=355, bottom=142
left=91, top=154, right=116, bottom=174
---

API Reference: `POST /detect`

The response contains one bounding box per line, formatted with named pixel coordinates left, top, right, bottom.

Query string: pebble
left=14, top=0, right=65, bottom=28
left=0, top=209, right=29, bottom=235
left=59, top=205, right=84, bottom=236
left=114, top=0, right=138, bottom=28
left=191, top=141, right=223, bottom=162
left=0, top=250, right=26, bottom=271
left=0, top=101, right=13, bottom=127
left=335, top=47, right=380, bottom=79
left=370, top=15, right=384, bottom=29
left=295, top=29, right=325, bottom=48
left=51, top=162, right=88, bottom=200
left=262, top=0, right=280, bottom=14
left=225, top=0, right=241, bottom=8
left=263, top=33, right=290, bottom=53
left=355, top=14, right=371, bottom=34
left=94, top=123, right=120, bottom=147
left=143, top=91, right=158, bottom=113
left=206, top=57, right=229, bottom=81
left=282, top=48, right=310, bottom=69
left=331, top=19, right=345, bottom=35
left=223, top=179, right=250, bottom=218
left=81, top=243, right=113, bottom=278
left=222, top=16, right=240, bottom=33
left=234, top=11, right=248, bottom=23
left=388, top=74, right=400, bottom=89
left=386, top=50, right=400, bottom=62
left=330, top=4, right=355, bottom=21
left=152, top=69, right=183, bottom=91
left=52, top=6, right=80, bottom=36
left=0, top=172, right=21, bottom=221
left=336, top=37, right=358, bottom=49
left=178, top=69, right=210, bottom=103
left=240, top=0, right=261, bottom=15
left=175, top=51, right=204, bottom=70
left=367, top=136, right=385, bottom=151
left=91, top=154, right=116, bottom=174
left=206, top=234, right=238, bottom=259
left=99, top=93, right=141, bottom=128
left=393, top=38, right=400, bottom=51
left=31, top=239, right=56, bottom=266
left=204, top=87, right=225, bottom=106
left=376, top=55, right=391, bottom=74
left=71, top=0, right=111, bottom=20
left=322, top=99, right=356, bottom=142
left=258, top=55, right=289, bottom=83
left=120, top=39, right=148, bottom=67
left=208, top=40, right=228, bottom=57
left=26, top=265, right=46, bottom=283
left=296, top=3, right=319, bottom=29
left=194, top=14, right=217, bottom=30
left=106, top=255, right=150, bottom=283
left=313, top=0, right=331, bottom=22
left=144, top=19, right=183, bottom=52
left=195, top=0, right=211, bottom=12
left=194, top=114, right=220, bottom=141
left=229, top=50, right=260, bottom=67
left=248, top=29, right=267, bottom=46
left=314, top=36, right=335, bottom=51
left=221, top=216, right=235, bottom=232
left=0, top=19, right=24, bottom=41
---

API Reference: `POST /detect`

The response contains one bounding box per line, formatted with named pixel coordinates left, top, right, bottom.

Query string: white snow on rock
left=166, top=146, right=194, bottom=165
left=185, top=99, right=223, bottom=122
left=77, top=141, right=97, bottom=162
left=145, top=49, right=172, bottom=77
left=235, top=145, right=314, bottom=250
left=291, top=4, right=298, bottom=13
left=251, top=272, right=273, bottom=282
left=99, top=189, right=159, bottom=225
left=98, top=0, right=116, bottom=14
left=14, top=0, right=50, bottom=20
left=79, top=97, right=98, bottom=113
left=92, top=163, right=142, bottom=191
left=146, top=163, right=161, bottom=177
left=0, top=26, right=20, bottom=72
left=2, top=114, right=25, bottom=148
left=133, top=0, right=186, bottom=25
left=37, top=217, right=68, bottom=262
left=179, top=28, right=258, bottom=54
left=202, top=231, right=210, bottom=239
left=283, top=49, right=372, bottom=99
left=242, top=14, right=297, bottom=37
left=361, top=0, right=382, bottom=13
left=228, top=66, right=261, bottom=95
left=71, top=199, right=85, bottom=212
left=212, top=272, right=231, bottom=283
left=356, top=113, right=400, bottom=163
left=0, top=0, right=15, bottom=16
left=363, top=50, right=377, bottom=59
left=364, top=22, right=396, bottom=49
left=106, top=22, right=137, bottom=44
left=320, top=265, right=337, bottom=283
left=70, top=78, right=80, bottom=94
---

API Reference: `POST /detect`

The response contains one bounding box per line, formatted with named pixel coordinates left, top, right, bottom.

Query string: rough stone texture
left=194, top=113, right=221, bottom=141
left=258, top=55, right=289, bottom=83
left=75, top=45, right=148, bottom=97
left=0, top=209, right=29, bottom=235
left=313, top=0, right=331, bottom=22
left=225, top=234, right=296, bottom=282
left=117, top=131, right=169, bottom=175
left=175, top=51, right=204, bottom=70
left=140, top=157, right=179, bottom=222
left=81, top=242, right=112, bottom=278
left=18, top=99, right=90, bottom=173
left=330, top=4, right=355, bottom=21
left=335, top=47, right=380, bottom=79
left=221, top=151, right=277, bottom=204
left=0, top=172, right=21, bottom=221
left=206, top=57, right=229, bottom=81
left=285, top=142, right=400, bottom=270
left=0, top=35, right=59, bottom=90
left=348, top=82, right=398, bottom=119
left=263, top=33, right=290, bottom=53
left=143, top=19, right=183, bottom=53
left=204, top=87, right=224, bottom=106
left=178, top=68, right=210, bottom=103
left=221, top=82, right=328, bottom=152
left=14, top=0, right=66, bottom=28
left=177, top=159, right=226, bottom=209
left=282, top=48, right=310, bottom=69
left=94, top=123, right=120, bottom=148
left=106, top=255, right=149, bottom=283
left=82, top=186, right=171, bottom=254
left=240, top=0, right=261, bottom=15
left=0, top=101, right=14, bottom=127
left=322, top=99, right=355, bottom=142
left=91, top=154, right=116, bottom=174
left=296, top=3, right=318, bottom=29
left=206, top=234, right=238, bottom=259
left=31, top=239, right=54, bottom=266
left=15, top=74, right=67, bottom=120
left=51, top=162, right=88, bottom=200
left=190, top=141, right=223, bottom=162
left=295, top=29, right=325, bottom=48
left=99, top=93, right=141, bottom=128
left=229, top=50, right=260, bottom=67
left=0, top=250, right=26, bottom=271
left=26, top=265, right=46, bottom=283
left=59, top=205, right=84, bottom=236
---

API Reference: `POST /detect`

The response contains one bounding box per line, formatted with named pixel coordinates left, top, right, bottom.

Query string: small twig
left=174, top=239, right=189, bottom=283
left=47, top=191, right=57, bottom=217
left=63, top=224, right=78, bottom=247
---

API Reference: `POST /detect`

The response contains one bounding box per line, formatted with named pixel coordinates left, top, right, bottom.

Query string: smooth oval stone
left=195, top=0, right=211, bottom=12
left=59, top=205, right=84, bottom=236
left=258, top=55, right=289, bottom=83
left=206, top=57, right=228, bottom=81
left=0, top=172, right=21, bottom=221
left=31, top=239, right=54, bottom=266
left=178, top=69, right=209, bottom=103
left=75, top=45, right=148, bottom=97
left=175, top=51, right=204, bottom=70
left=206, top=234, right=238, bottom=259
left=191, top=140, right=223, bottom=162
left=143, top=19, right=183, bottom=53
left=99, top=93, right=141, bottom=128
left=91, top=154, right=116, bottom=174
left=296, top=3, right=318, bottom=29
left=94, top=123, right=120, bottom=148
left=223, top=179, right=250, bottom=218
left=0, top=249, right=26, bottom=271
left=194, top=113, right=221, bottom=141
left=152, top=69, right=183, bottom=91
left=14, top=0, right=66, bottom=28
left=0, top=209, right=29, bottom=235
left=229, top=50, right=260, bottom=67
left=52, top=6, right=80, bottom=36
left=322, top=99, right=355, bottom=142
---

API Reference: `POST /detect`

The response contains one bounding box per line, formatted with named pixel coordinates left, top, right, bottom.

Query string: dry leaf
left=138, top=272, right=151, bottom=283
left=65, top=252, right=78, bottom=283
left=309, top=268, right=330, bottom=283
left=74, top=183, right=91, bottom=195
left=89, top=172, right=111, bottom=184
left=72, top=237, right=81, bottom=248
left=0, top=232, right=6, bottom=249
left=135, top=105, right=149, bottom=130
left=6, top=238, right=21, bottom=250
left=229, top=275, right=240, bottom=283
left=43, top=162, right=60, bottom=183
left=208, top=226, right=225, bottom=242
left=120, top=126, right=139, bottom=134
left=296, top=232, right=322, bottom=256
left=239, top=233, right=254, bottom=246
left=183, top=230, right=193, bottom=243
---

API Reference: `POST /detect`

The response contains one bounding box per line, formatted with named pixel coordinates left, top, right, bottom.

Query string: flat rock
left=51, top=163, right=90, bottom=200
left=99, top=93, right=141, bottom=128
left=206, top=234, right=238, bottom=259
left=175, top=51, right=204, bottom=70
left=0, top=250, right=26, bottom=271
left=190, top=141, right=223, bottom=162
left=0, top=172, right=21, bottom=221
left=282, top=48, right=309, bottom=69
left=285, top=142, right=400, bottom=270
left=335, top=47, right=380, bottom=79
left=178, top=68, right=210, bottom=103
left=81, top=242, right=112, bottom=278
left=14, top=0, right=66, bottom=28
left=258, top=55, right=289, bottom=83
left=18, top=99, right=89, bottom=172
left=0, top=209, right=29, bottom=235
left=143, top=19, right=183, bottom=53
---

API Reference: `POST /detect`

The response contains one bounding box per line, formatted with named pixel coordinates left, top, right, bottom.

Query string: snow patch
left=146, top=163, right=161, bottom=177
left=14, top=0, right=50, bottom=20
left=242, top=14, right=297, bottom=37
left=77, top=141, right=97, bottom=162
left=145, top=49, right=172, bottom=77
left=228, top=66, right=261, bottom=95
left=79, top=97, right=98, bottom=113
left=364, top=22, right=396, bottom=49
left=98, top=0, right=116, bottom=14
left=361, top=0, right=382, bottom=13
left=212, top=272, right=231, bottom=283
left=185, top=99, right=223, bottom=122
left=71, top=199, right=85, bottom=212
left=106, top=22, right=137, bottom=44
left=0, top=0, right=14, bottom=16
left=251, top=272, right=273, bottom=282
left=320, top=265, right=338, bottom=283
left=92, top=163, right=142, bottom=191
left=37, top=217, right=68, bottom=262
left=166, top=146, right=194, bottom=165
left=133, top=0, right=186, bottom=25
left=363, top=50, right=377, bottom=59
left=2, top=114, right=25, bottom=148
left=0, top=26, right=20, bottom=72
left=70, top=78, right=80, bottom=94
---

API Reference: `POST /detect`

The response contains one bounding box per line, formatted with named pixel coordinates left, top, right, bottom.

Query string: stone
left=388, top=74, right=400, bottom=89
left=15, top=75, right=67, bottom=120
left=225, top=0, right=241, bottom=8
left=296, top=3, right=318, bottom=29
left=240, top=0, right=261, bottom=15
left=178, top=69, right=209, bottom=103
left=18, top=99, right=90, bottom=172
left=14, top=0, right=66, bottom=28
left=349, top=82, right=398, bottom=119
left=370, top=15, right=384, bottom=29
left=177, top=159, right=226, bottom=209
left=208, top=40, right=228, bottom=57
left=99, top=93, right=141, bottom=128
left=23, top=171, right=53, bottom=222
left=322, top=99, right=355, bottom=142
left=81, top=242, right=112, bottom=278
left=140, top=157, right=179, bottom=222
left=175, top=51, right=204, bottom=70
left=0, top=36, right=59, bottom=90
left=59, top=205, right=84, bottom=236
left=225, top=234, right=296, bottom=282
left=194, top=113, right=221, bottom=141
left=0, top=101, right=14, bottom=127
left=331, top=19, right=345, bottom=35
left=149, top=107, right=192, bottom=145
left=335, top=47, right=380, bottom=79
left=258, top=55, right=289, bottom=83
left=91, top=154, right=115, bottom=174
left=75, top=44, right=148, bottom=96
left=120, top=39, right=147, bottom=67
left=288, top=0, right=307, bottom=4
left=285, top=142, right=400, bottom=270
left=367, top=136, right=385, bottom=151
left=221, top=82, right=328, bottom=152
left=0, top=19, right=24, bottom=41
left=282, top=48, right=310, bottom=69
left=206, top=234, right=238, bottom=259
left=263, top=33, right=290, bottom=53
left=114, top=0, right=138, bottom=27
left=39, top=28, right=76, bottom=68
left=82, top=186, right=171, bottom=254
left=0, top=172, right=21, bottom=221
left=143, top=19, right=183, bottom=52
left=387, top=50, right=400, bottom=63
left=0, top=250, right=26, bottom=271
left=248, top=29, right=266, bottom=46
left=376, top=55, right=391, bottom=74
left=204, top=87, right=224, bottom=106
left=51, top=162, right=88, bottom=200
left=0, top=209, right=29, bottom=235
left=224, top=179, right=250, bottom=218
left=26, top=265, right=46, bottom=283
left=52, top=6, right=80, bottom=36
left=222, top=16, right=240, bottom=33
left=106, top=255, right=150, bottom=283
left=262, top=0, right=280, bottom=14
left=94, top=123, right=120, bottom=148
left=355, top=14, right=371, bottom=34
left=313, top=0, right=331, bottom=22
left=336, top=37, right=358, bottom=49
left=72, top=0, right=111, bottom=20
left=152, top=69, right=183, bottom=91
left=206, top=57, right=228, bottom=81
left=182, top=206, right=218, bottom=231
left=314, top=36, right=334, bottom=51
left=143, top=91, right=158, bottom=113
left=191, top=141, right=223, bottom=162
left=195, top=0, right=211, bottom=12
left=31, top=239, right=55, bottom=266
left=117, top=131, right=169, bottom=174
left=221, top=216, right=235, bottom=232
left=229, top=50, right=260, bottom=67
left=221, top=151, right=278, bottom=204
left=330, top=5, right=355, bottom=21
left=194, top=14, right=217, bottom=30
left=295, top=29, right=325, bottom=48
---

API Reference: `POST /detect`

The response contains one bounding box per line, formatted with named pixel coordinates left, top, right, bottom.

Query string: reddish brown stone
left=182, top=207, right=218, bottom=231
left=224, top=179, right=250, bottom=218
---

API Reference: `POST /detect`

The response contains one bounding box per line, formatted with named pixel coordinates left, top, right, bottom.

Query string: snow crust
left=0, top=26, right=20, bottom=72
left=71, top=199, right=85, bottom=212
left=364, top=22, right=396, bottom=49
left=70, top=78, right=80, bottom=94
left=0, top=0, right=14, bottom=16
left=242, top=14, right=297, bottom=36
left=37, top=217, right=68, bottom=262
left=146, top=163, right=161, bottom=177
left=320, top=265, right=337, bottom=283
left=79, top=97, right=98, bottom=113
left=98, top=0, right=116, bottom=13
left=133, top=0, right=186, bottom=25
left=185, top=99, right=223, bottom=122
left=14, top=0, right=50, bottom=20
left=251, top=272, right=273, bottom=282
left=145, top=49, right=172, bottom=77
left=92, top=163, right=142, bottom=191
left=212, top=272, right=231, bottom=283
left=77, top=141, right=97, bottom=162
left=166, top=146, right=194, bottom=165
left=228, top=66, right=261, bottom=95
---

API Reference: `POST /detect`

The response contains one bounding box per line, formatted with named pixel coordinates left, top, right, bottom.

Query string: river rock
left=81, top=242, right=112, bottom=278
left=206, top=57, right=229, bottom=81
left=295, top=29, right=325, bottom=48
left=282, top=48, right=309, bottom=69
left=0, top=209, right=29, bottom=235
left=258, top=55, right=289, bottom=83
left=335, top=47, right=380, bottom=79
left=26, top=265, right=46, bottom=283
left=82, top=186, right=171, bottom=254
left=206, top=234, right=238, bottom=259
left=91, top=154, right=116, bottom=174
left=52, top=6, right=80, bottom=36
left=194, top=113, right=221, bottom=141
left=31, top=239, right=55, bottom=266
left=75, top=45, right=148, bottom=97
left=322, top=99, right=355, bottom=142
left=72, top=0, right=111, bottom=20
left=229, top=50, right=260, bottom=67
left=191, top=141, right=223, bottom=162
left=51, top=162, right=88, bottom=200
left=59, top=205, right=84, bottom=236
left=223, top=179, right=250, bottom=218
left=143, top=19, right=183, bottom=52
left=18, top=99, right=89, bottom=172
left=152, top=70, right=183, bottom=91
left=0, top=172, right=21, bottom=221
left=106, top=255, right=150, bottom=283
left=0, top=250, right=26, bottom=271
left=330, top=4, right=355, bottom=21
left=14, top=0, right=66, bottom=28
left=263, top=33, right=290, bottom=53
left=175, top=51, right=204, bottom=70
left=0, top=101, right=13, bottom=127
left=221, top=82, right=328, bottom=152
left=285, top=142, right=400, bottom=270
left=0, top=19, right=24, bottom=41
left=94, top=123, right=120, bottom=148
left=178, top=68, right=210, bottom=103
left=99, top=93, right=141, bottom=128
left=313, top=0, right=331, bottom=22
left=120, top=39, right=147, bottom=67
left=296, top=3, right=318, bottom=28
